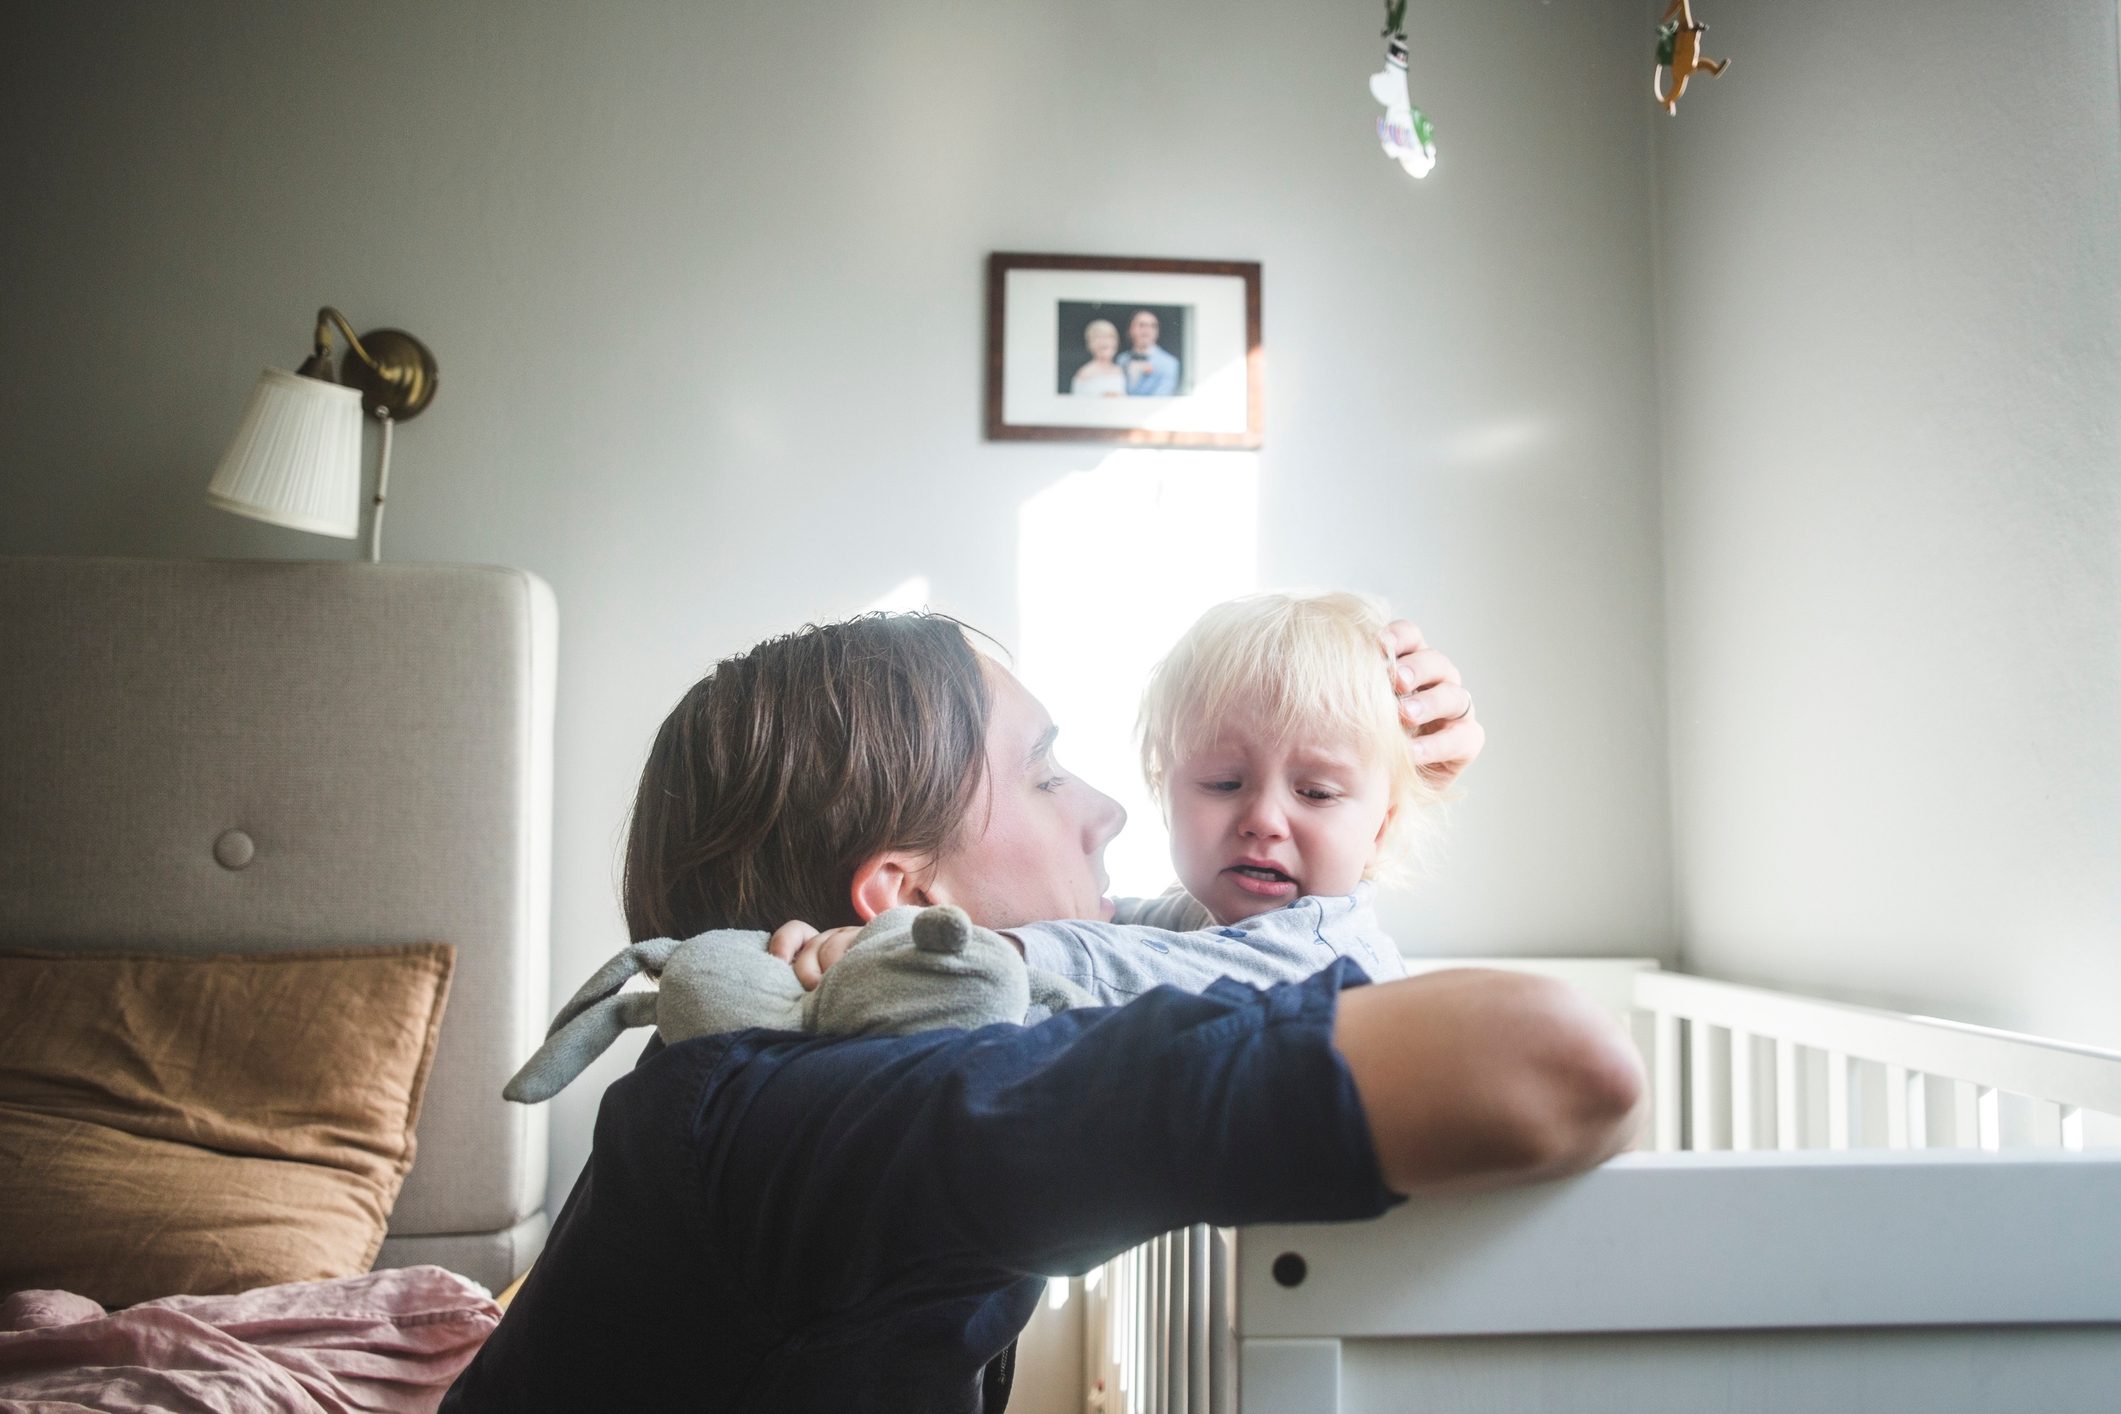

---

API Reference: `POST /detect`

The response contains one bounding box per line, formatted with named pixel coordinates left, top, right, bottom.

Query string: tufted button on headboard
left=213, top=829, right=256, bottom=869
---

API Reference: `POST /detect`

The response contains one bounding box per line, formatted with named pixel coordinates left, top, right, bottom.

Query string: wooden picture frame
left=984, top=252, right=1263, bottom=449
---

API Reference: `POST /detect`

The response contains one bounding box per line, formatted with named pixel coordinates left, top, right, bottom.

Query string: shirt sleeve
left=705, top=961, right=1400, bottom=1298
left=1015, top=886, right=1403, bottom=1002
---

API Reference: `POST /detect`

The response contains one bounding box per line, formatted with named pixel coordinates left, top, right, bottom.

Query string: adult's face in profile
left=1129, top=312, right=1159, bottom=352
left=921, top=661, right=1126, bottom=928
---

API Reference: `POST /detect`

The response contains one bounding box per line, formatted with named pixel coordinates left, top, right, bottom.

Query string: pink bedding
left=0, top=1266, right=499, bottom=1414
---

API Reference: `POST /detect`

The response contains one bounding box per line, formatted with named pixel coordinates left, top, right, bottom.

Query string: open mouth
left=1224, top=863, right=1299, bottom=898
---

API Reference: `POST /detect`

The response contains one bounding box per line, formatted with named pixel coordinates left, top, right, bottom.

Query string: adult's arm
left=1334, top=965, right=1645, bottom=1194
left=723, top=961, right=1640, bottom=1296
left=772, top=911, right=1653, bottom=1196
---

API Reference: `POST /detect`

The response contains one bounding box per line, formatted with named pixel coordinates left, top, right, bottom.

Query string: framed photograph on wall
left=985, top=252, right=1262, bottom=449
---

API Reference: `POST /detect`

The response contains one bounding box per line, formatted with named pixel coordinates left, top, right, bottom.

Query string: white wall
left=0, top=0, right=1671, bottom=1220
left=1655, top=0, right=2121, bottom=1049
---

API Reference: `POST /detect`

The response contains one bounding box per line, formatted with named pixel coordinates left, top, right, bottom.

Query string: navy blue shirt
left=443, top=960, right=1397, bottom=1413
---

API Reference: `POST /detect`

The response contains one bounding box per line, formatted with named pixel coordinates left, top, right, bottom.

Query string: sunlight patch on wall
left=1443, top=416, right=1547, bottom=465
left=1015, top=450, right=1259, bottom=900
left=1133, top=349, right=1250, bottom=435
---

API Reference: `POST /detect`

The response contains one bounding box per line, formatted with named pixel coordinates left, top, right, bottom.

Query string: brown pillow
left=0, top=945, right=453, bottom=1307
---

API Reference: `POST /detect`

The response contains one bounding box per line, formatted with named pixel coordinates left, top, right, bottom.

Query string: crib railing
left=1082, top=1225, right=1232, bottom=1414
left=1635, top=969, right=2121, bottom=1154
left=1079, top=960, right=2121, bottom=1414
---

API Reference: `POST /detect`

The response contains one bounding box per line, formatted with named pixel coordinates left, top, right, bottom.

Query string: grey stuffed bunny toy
left=504, top=904, right=1094, bottom=1103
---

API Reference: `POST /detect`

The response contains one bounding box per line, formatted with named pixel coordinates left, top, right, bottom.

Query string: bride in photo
left=1069, top=317, right=1126, bottom=397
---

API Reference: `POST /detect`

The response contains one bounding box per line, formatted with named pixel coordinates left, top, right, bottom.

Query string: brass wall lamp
left=207, top=307, right=439, bottom=560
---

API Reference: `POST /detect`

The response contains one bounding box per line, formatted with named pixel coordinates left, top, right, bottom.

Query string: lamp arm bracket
left=300, top=306, right=438, bottom=422
left=314, top=306, right=381, bottom=373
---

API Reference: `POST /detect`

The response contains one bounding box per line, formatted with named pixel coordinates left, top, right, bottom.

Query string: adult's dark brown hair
left=622, top=613, right=993, bottom=941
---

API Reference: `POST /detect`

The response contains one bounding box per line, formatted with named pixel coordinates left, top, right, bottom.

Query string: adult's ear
left=849, top=850, right=936, bottom=922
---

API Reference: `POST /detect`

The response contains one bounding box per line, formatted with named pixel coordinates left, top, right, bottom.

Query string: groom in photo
left=1118, top=309, right=1181, bottom=396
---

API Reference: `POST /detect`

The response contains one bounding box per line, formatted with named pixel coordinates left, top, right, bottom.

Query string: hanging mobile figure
left=1370, top=31, right=1436, bottom=178
left=1655, top=0, right=1730, bottom=115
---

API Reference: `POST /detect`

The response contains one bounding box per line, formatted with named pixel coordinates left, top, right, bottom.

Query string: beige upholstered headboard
left=0, top=557, right=554, bottom=1290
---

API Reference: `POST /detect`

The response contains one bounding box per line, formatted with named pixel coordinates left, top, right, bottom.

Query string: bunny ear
left=544, top=939, right=678, bottom=1039
left=504, top=991, right=659, bottom=1103
left=911, top=905, right=974, bottom=955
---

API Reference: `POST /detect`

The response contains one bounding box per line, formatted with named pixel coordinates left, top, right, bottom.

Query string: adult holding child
left=444, top=611, right=1634, bottom=1414
left=771, top=593, right=1469, bottom=1000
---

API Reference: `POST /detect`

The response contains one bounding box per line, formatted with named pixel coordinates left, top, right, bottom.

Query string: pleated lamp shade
left=206, top=367, right=365, bottom=538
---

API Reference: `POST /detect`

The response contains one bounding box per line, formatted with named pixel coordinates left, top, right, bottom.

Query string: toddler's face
left=1164, top=713, right=1394, bottom=925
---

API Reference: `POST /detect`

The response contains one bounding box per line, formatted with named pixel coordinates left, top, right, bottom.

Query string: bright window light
left=1015, top=450, right=1260, bottom=900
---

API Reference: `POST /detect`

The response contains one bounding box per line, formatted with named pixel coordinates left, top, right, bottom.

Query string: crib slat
left=1166, top=1232, right=1179, bottom=1413
left=1977, top=1085, right=2002, bottom=1152
left=1155, top=1235, right=1171, bottom=1414
left=1084, top=1263, right=1103, bottom=1409
left=1952, top=1080, right=1978, bottom=1149
left=1119, top=1246, right=1136, bottom=1407
left=1115, top=1250, right=1131, bottom=1409
left=1153, top=1238, right=1170, bottom=1414
left=1111, top=1253, right=1124, bottom=1409
left=1730, top=1027, right=1754, bottom=1151
left=1118, top=1252, right=1131, bottom=1412
left=1147, top=1237, right=1159, bottom=1414
left=1107, top=1252, right=1121, bottom=1409
left=1167, top=1233, right=1181, bottom=1414
left=1140, top=1244, right=1152, bottom=1411
left=1149, top=1239, right=1162, bottom=1414
left=1173, top=1230, right=1191, bottom=1414
left=1827, top=1050, right=1851, bottom=1150
left=1654, top=1010, right=1682, bottom=1152
left=1775, top=1039, right=1799, bottom=1149
left=1904, top=1068, right=1928, bottom=1148
left=1142, top=1239, right=1153, bottom=1414
left=1128, top=1247, right=1142, bottom=1410
left=1688, top=1018, right=1716, bottom=1150
left=2061, top=1104, right=2086, bottom=1152
left=1188, top=1226, right=1210, bottom=1414
left=1161, top=1234, right=1171, bottom=1413
left=1151, top=1240, right=1162, bottom=1412
left=1142, top=1242, right=1154, bottom=1412
left=1209, top=1230, right=1234, bottom=1414
left=1885, top=1063, right=1908, bottom=1148
left=2033, top=1100, right=2064, bottom=1151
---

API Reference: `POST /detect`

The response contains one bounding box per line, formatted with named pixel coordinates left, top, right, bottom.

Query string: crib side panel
left=1334, top=1326, right=2121, bottom=1414
left=1238, top=1152, right=2121, bottom=1339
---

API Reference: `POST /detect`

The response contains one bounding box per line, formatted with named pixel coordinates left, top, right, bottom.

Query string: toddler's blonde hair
left=1138, top=591, right=1449, bottom=879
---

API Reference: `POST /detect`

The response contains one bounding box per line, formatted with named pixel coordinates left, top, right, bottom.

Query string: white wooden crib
left=1078, top=962, right=2121, bottom=1414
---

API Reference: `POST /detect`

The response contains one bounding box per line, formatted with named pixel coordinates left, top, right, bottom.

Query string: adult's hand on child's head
left=1381, top=619, right=1484, bottom=786
left=766, top=921, right=865, bottom=992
